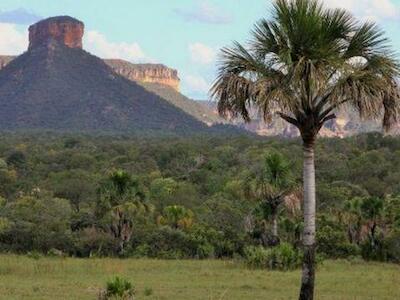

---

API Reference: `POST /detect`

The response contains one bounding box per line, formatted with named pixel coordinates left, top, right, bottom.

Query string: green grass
left=0, top=255, right=399, bottom=299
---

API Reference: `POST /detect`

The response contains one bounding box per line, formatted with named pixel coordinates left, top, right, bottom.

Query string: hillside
left=140, top=82, right=222, bottom=125
left=0, top=16, right=209, bottom=133
left=0, top=58, right=223, bottom=127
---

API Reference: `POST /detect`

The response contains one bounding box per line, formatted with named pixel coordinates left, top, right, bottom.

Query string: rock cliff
left=28, top=16, right=84, bottom=50
left=105, top=59, right=180, bottom=91
left=0, top=55, right=180, bottom=92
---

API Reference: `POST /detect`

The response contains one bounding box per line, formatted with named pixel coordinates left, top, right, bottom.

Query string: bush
left=244, top=243, right=301, bottom=271
left=361, top=231, right=400, bottom=263
left=142, top=227, right=191, bottom=259
left=144, top=287, right=153, bottom=296
left=360, top=236, right=386, bottom=261
left=384, top=231, right=400, bottom=263
left=317, top=225, right=360, bottom=258
left=99, top=277, right=135, bottom=300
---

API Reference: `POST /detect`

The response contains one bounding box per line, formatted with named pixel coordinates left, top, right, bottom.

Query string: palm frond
left=211, top=0, right=400, bottom=135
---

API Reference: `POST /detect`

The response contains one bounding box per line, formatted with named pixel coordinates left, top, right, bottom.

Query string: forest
left=0, top=132, right=398, bottom=267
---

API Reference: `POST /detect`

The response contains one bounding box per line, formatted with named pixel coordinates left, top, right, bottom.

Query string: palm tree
left=211, top=0, right=399, bottom=299
left=254, top=152, right=293, bottom=245
left=158, top=205, right=194, bottom=230
left=361, top=197, right=384, bottom=247
left=343, top=197, right=363, bottom=244
left=97, top=170, right=153, bottom=255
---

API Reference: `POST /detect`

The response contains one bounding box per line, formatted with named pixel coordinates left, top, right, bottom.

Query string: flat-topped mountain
left=0, top=16, right=209, bottom=133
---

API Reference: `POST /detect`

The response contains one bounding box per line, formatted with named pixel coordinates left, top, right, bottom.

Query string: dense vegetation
left=0, top=132, right=399, bottom=264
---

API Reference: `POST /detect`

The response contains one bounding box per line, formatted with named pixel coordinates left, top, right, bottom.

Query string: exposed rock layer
left=0, top=58, right=180, bottom=92
left=28, top=16, right=84, bottom=50
left=105, top=60, right=180, bottom=91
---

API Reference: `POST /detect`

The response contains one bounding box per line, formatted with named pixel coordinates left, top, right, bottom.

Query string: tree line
left=0, top=132, right=398, bottom=264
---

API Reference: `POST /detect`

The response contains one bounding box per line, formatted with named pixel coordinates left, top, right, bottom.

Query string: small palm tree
left=361, top=197, right=384, bottom=247
left=158, top=205, right=194, bottom=230
left=211, top=0, right=399, bottom=299
left=98, top=170, right=153, bottom=255
left=254, top=152, right=294, bottom=245
left=343, top=197, right=363, bottom=244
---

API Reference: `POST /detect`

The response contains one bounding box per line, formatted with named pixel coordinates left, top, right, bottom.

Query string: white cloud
left=182, top=74, right=210, bottom=95
left=0, top=8, right=41, bottom=25
left=175, top=1, right=233, bottom=24
left=189, top=43, right=216, bottom=65
left=0, top=23, right=27, bottom=55
left=322, top=0, right=399, bottom=21
left=84, top=30, right=148, bottom=62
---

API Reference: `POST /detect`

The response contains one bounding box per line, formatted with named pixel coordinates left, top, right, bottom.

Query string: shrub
left=360, top=236, right=386, bottom=261
left=26, top=251, right=42, bottom=260
left=99, top=277, right=135, bottom=300
left=361, top=231, right=400, bottom=263
left=144, top=227, right=191, bottom=259
left=244, top=243, right=301, bottom=271
left=244, top=246, right=270, bottom=269
left=144, top=287, right=153, bottom=296
left=384, top=231, right=400, bottom=263
left=317, top=225, right=360, bottom=258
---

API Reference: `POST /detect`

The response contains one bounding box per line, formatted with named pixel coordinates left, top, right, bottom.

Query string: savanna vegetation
left=0, top=132, right=399, bottom=267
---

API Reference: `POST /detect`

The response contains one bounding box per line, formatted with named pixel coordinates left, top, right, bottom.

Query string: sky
left=0, top=0, right=400, bottom=99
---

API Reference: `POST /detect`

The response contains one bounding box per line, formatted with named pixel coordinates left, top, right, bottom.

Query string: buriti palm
left=211, top=0, right=400, bottom=299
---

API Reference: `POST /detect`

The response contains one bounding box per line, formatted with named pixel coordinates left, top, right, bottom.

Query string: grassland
left=0, top=255, right=399, bottom=299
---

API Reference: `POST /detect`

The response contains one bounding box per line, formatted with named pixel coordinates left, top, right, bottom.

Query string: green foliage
left=0, top=133, right=398, bottom=262
left=143, top=287, right=153, bottom=297
left=384, top=231, right=400, bottom=263
left=158, top=205, right=194, bottom=230
left=317, top=225, right=359, bottom=258
left=244, top=243, right=301, bottom=271
left=101, top=276, right=135, bottom=300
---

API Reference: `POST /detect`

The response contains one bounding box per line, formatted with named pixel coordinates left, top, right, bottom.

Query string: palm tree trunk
left=272, top=213, right=278, bottom=237
left=299, top=143, right=316, bottom=300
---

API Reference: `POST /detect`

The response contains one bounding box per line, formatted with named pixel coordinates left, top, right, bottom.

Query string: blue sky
left=0, top=0, right=400, bottom=99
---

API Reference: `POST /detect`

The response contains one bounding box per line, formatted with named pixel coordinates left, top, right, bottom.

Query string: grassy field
left=0, top=255, right=399, bottom=299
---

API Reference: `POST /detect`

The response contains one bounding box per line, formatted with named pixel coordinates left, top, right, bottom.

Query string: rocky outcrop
left=0, top=55, right=180, bottom=92
left=105, top=59, right=180, bottom=91
left=1, top=16, right=179, bottom=91
left=28, top=16, right=84, bottom=50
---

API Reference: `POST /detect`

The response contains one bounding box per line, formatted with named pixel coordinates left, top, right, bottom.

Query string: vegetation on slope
left=0, top=43, right=208, bottom=133
left=141, top=82, right=223, bottom=125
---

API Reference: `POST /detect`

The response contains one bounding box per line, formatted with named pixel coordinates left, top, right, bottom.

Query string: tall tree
left=211, top=0, right=399, bottom=299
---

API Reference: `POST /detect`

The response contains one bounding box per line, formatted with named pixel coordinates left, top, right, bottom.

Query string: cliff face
left=28, top=16, right=84, bottom=50
left=0, top=56, right=180, bottom=92
left=105, top=59, right=180, bottom=91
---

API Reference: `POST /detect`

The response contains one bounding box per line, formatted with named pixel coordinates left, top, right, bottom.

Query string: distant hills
left=197, top=101, right=400, bottom=137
